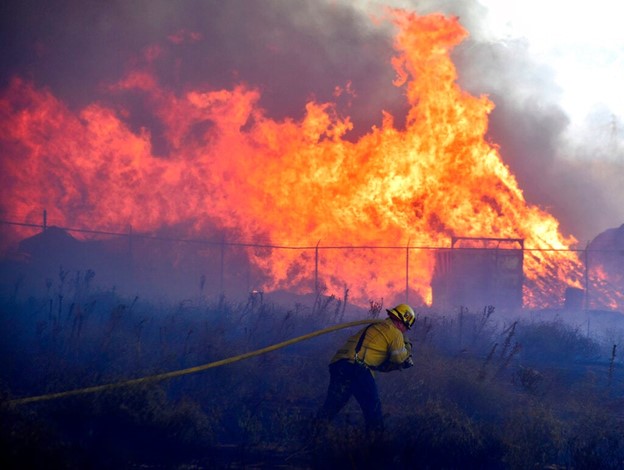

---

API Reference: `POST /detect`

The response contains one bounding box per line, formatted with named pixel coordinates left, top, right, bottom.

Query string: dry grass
left=1, top=283, right=624, bottom=468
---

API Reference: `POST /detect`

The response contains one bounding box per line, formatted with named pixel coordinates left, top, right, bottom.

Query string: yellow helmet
left=387, top=304, right=416, bottom=329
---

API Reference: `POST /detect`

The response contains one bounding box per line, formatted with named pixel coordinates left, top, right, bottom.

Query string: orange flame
left=0, top=10, right=590, bottom=308
left=589, top=265, right=624, bottom=310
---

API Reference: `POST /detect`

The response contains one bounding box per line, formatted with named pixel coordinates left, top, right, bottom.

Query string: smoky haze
left=454, top=37, right=622, bottom=245
left=1, top=0, right=622, bottom=244
left=0, top=0, right=406, bottom=141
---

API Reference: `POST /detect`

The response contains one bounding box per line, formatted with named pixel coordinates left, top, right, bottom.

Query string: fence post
left=609, top=344, right=617, bottom=386
left=127, top=225, right=133, bottom=270
left=220, top=234, right=225, bottom=295
left=584, top=242, right=589, bottom=310
left=315, top=240, right=320, bottom=296
left=246, top=255, right=250, bottom=294
left=405, top=238, right=410, bottom=304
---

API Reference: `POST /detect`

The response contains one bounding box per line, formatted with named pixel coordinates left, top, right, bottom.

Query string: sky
left=1, top=0, right=623, bottom=244
left=475, top=0, right=624, bottom=148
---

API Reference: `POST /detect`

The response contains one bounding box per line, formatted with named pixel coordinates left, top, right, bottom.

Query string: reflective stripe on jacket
left=330, top=318, right=409, bottom=368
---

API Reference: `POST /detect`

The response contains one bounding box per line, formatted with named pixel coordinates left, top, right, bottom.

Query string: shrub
left=501, top=406, right=565, bottom=470
left=516, top=321, right=601, bottom=365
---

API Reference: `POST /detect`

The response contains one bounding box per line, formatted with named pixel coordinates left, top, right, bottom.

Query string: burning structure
left=432, top=237, right=524, bottom=311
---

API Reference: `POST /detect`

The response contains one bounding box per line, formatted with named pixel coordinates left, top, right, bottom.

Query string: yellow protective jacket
left=330, top=318, right=410, bottom=370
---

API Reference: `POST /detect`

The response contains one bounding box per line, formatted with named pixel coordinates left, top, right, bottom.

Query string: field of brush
left=2, top=274, right=624, bottom=469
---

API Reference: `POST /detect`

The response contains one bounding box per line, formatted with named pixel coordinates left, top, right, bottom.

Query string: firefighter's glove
left=402, top=356, right=414, bottom=369
left=405, top=340, right=413, bottom=354
left=374, top=361, right=401, bottom=372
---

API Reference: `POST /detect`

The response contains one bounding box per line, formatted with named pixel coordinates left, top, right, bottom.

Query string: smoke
left=402, top=0, right=624, bottom=244
left=1, top=0, right=622, bottom=243
left=0, top=0, right=405, bottom=138
left=453, top=35, right=623, bottom=245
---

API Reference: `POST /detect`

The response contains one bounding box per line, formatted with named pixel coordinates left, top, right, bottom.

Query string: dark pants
left=317, top=359, right=383, bottom=432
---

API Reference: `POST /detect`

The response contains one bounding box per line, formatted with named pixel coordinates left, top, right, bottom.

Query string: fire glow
left=0, top=10, right=590, bottom=308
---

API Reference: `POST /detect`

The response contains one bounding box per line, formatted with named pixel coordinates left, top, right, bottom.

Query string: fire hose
left=5, top=318, right=384, bottom=407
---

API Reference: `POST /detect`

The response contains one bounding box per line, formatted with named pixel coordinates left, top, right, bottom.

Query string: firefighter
left=315, top=303, right=415, bottom=435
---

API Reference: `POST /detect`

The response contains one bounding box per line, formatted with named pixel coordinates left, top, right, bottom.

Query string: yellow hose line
left=7, top=318, right=383, bottom=406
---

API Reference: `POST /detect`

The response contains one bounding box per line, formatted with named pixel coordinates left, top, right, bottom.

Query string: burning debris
left=586, top=223, right=624, bottom=310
